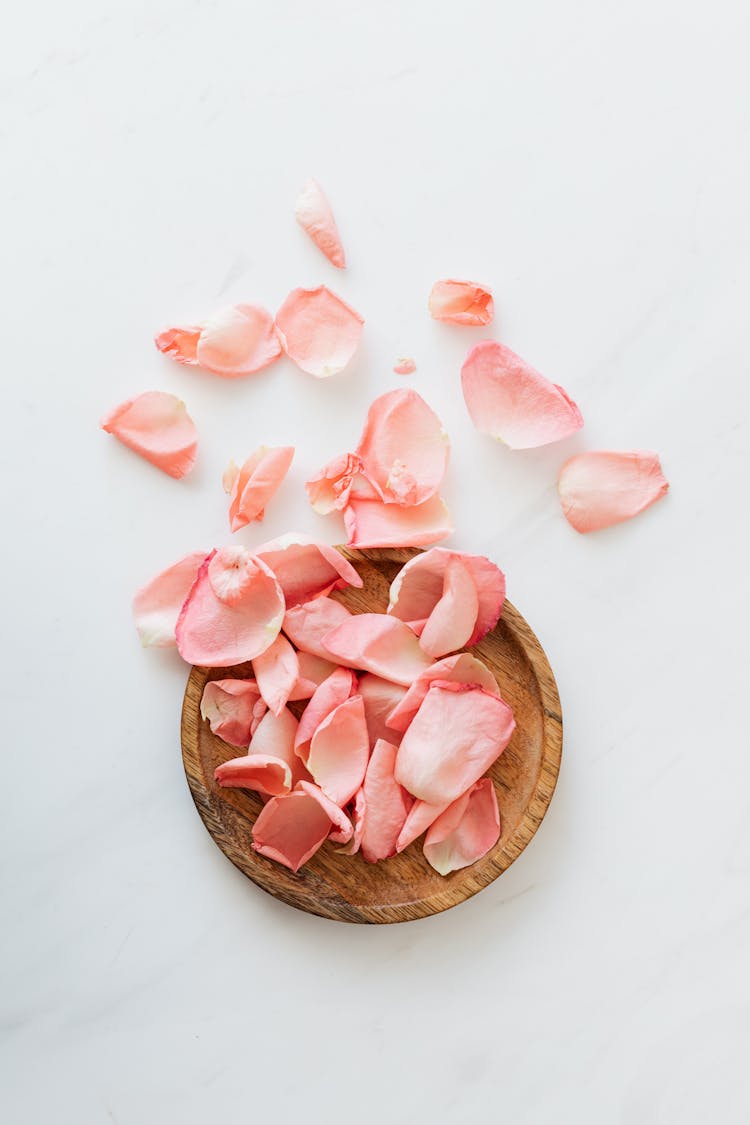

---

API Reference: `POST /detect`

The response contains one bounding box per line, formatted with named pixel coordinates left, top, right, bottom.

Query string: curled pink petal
left=282, top=596, right=352, bottom=660
left=423, top=778, right=501, bottom=875
left=214, top=753, right=292, bottom=797
left=295, top=178, right=346, bottom=269
left=275, top=286, right=363, bottom=378
left=360, top=739, right=413, bottom=863
left=154, top=325, right=202, bottom=365
left=395, top=682, right=515, bottom=805
left=558, top=450, right=669, bottom=533
left=252, top=632, right=299, bottom=716
left=336, top=787, right=366, bottom=855
left=200, top=678, right=264, bottom=746
left=428, top=280, right=494, bottom=326
left=287, top=652, right=338, bottom=701
left=249, top=705, right=309, bottom=787
left=295, top=667, right=358, bottom=760
left=461, top=340, right=583, bottom=449
left=101, top=391, right=197, bottom=478
left=344, top=494, right=453, bottom=548
left=356, top=389, right=449, bottom=506
left=358, top=673, right=407, bottom=747
left=395, top=798, right=450, bottom=853
left=393, top=357, right=416, bottom=376
left=195, top=304, right=281, bottom=378
left=224, top=446, right=294, bottom=532
left=132, top=550, right=207, bottom=647
left=418, top=557, right=479, bottom=659
left=306, top=453, right=364, bottom=514
left=387, top=653, right=501, bottom=734
left=322, top=614, right=432, bottom=686
left=254, top=534, right=362, bottom=607
left=307, top=695, right=370, bottom=807
left=176, top=548, right=285, bottom=666
left=297, top=781, right=353, bottom=843
left=252, top=783, right=351, bottom=872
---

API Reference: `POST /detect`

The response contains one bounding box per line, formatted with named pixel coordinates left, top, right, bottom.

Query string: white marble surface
left=3, top=1, right=750, bottom=1121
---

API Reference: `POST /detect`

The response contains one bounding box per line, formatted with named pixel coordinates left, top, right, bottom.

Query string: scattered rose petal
left=322, top=614, right=432, bottom=686
left=275, top=286, right=363, bottom=378
left=252, top=632, right=300, bottom=716
left=418, top=557, right=479, bottom=658
left=223, top=446, right=294, bottom=532
left=249, top=706, right=309, bottom=787
left=307, top=695, right=370, bottom=806
left=132, top=550, right=207, bottom=647
left=294, top=667, right=358, bottom=761
left=344, top=494, right=453, bottom=548
left=360, top=739, right=413, bottom=863
left=357, top=674, right=407, bottom=747
left=287, top=652, right=337, bottom=701
left=558, top=450, right=669, bottom=533
left=393, top=357, right=416, bottom=376
left=254, top=534, right=362, bottom=607
left=200, top=678, right=266, bottom=746
left=295, top=178, right=346, bottom=269
left=336, top=788, right=366, bottom=855
left=306, top=453, right=368, bottom=514
left=428, top=280, right=494, bottom=326
left=387, top=652, right=501, bottom=733
left=461, top=340, right=583, bottom=449
left=356, top=389, right=449, bottom=506
left=195, top=304, right=281, bottom=378
left=154, top=325, right=201, bottom=365
left=423, top=778, right=501, bottom=875
left=101, top=391, right=197, bottom=478
left=395, top=682, right=515, bottom=805
left=395, top=798, right=450, bottom=853
left=214, top=753, right=292, bottom=797
left=282, top=596, right=353, bottom=659
left=252, top=782, right=351, bottom=872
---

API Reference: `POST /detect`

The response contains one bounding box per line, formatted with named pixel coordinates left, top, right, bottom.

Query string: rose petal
left=251, top=632, right=300, bottom=716
left=336, top=787, right=366, bottom=855
left=356, top=389, right=449, bottom=506
left=306, top=695, right=370, bottom=807
left=558, top=450, right=669, bottom=533
left=395, top=798, right=450, bottom=853
left=294, top=666, right=358, bottom=760
left=428, top=280, right=494, bottom=326
left=154, top=325, right=201, bottom=365
left=344, top=494, right=453, bottom=548
left=357, top=673, right=407, bottom=747
left=252, top=783, right=351, bottom=872
left=176, top=548, right=285, bottom=666
left=195, top=304, right=281, bottom=378
left=101, top=391, right=197, bottom=478
left=224, top=446, right=294, bottom=532
left=254, top=534, right=362, bottom=607
left=287, top=652, right=338, bottom=701
left=360, top=739, right=413, bottom=863
left=423, top=778, right=501, bottom=875
left=282, top=596, right=352, bottom=659
left=214, top=753, right=292, bottom=797
left=393, top=357, right=416, bottom=376
left=275, top=286, right=363, bottom=378
left=306, top=453, right=365, bottom=514
left=295, top=178, right=346, bottom=269
left=249, top=705, right=309, bottom=787
left=387, top=652, right=501, bottom=733
left=417, top=557, right=479, bottom=659
left=321, top=614, right=432, bottom=686
left=297, top=780, right=353, bottom=843
left=395, top=682, right=515, bottom=805
left=461, top=340, right=583, bottom=449
left=132, top=550, right=207, bottom=647
left=200, top=678, right=264, bottom=746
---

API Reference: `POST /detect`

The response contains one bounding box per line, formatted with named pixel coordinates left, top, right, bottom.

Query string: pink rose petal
left=101, top=391, right=197, bottom=478
left=287, top=652, right=337, bottom=701
left=252, top=632, right=300, bottom=716
left=418, top=557, right=479, bottom=659
left=428, top=280, right=494, bottom=326
left=356, top=389, right=449, bottom=506
left=558, top=450, right=669, bottom=533
left=254, top=534, right=362, bottom=608
left=423, top=778, right=501, bottom=875
left=275, top=286, right=364, bottom=378
left=297, top=780, right=353, bottom=843
left=395, top=682, right=515, bottom=805
left=395, top=798, right=450, bottom=853
left=306, top=453, right=366, bottom=514
left=294, top=666, right=358, bottom=760
left=387, top=652, right=501, bottom=733
left=200, top=678, right=265, bottom=746
left=176, top=548, right=285, bottom=666
left=224, top=446, right=294, bottom=532
left=307, top=694, right=370, bottom=807
left=295, top=178, right=346, bottom=269
left=344, top=493, right=453, bottom=548
left=360, top=739, right=413, bottom=863
left=214, top=753, right=292, bottom=797
left=393, top=357, right=416, bottom=376
left=252, top=782, right=351, bottom=872
left=154, top=325, right=202, bottom=365
left=282, top=596, right=352, bottom=660
left=132, top=550, right=207, bottom=647
left=322, top=614, right=432, bottom=686
left=461, top=340, right=583, bottom=449
left=357, top=673, right=407, bottom=747
left=195, top=304, right=281, bottom=378
left=249, top=705, right=309, bottom=787
left=336, top=787, right=366, bottom=855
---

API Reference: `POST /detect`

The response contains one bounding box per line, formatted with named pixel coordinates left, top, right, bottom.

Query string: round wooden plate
left=181, top=547, right=563, bottom=923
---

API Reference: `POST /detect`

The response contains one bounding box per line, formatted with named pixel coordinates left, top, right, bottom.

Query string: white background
left=3, top=2, right=750, bottom=1122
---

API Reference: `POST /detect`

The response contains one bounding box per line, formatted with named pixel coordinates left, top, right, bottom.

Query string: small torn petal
left=461, top=340, right=583, bottom=449
left=428, top=280, right=494, bottom=326
left=252, top=632, right=300, bottom=716
left=395, top=798, right=450, bottom=853
left=287, top=652, right=337, bottom=701
left=336, top=787, right=366, bottom=855
left=275, top=286, right=363, bottom=378
left=306, top=453, right=364, bottom=514
left=387, top=652, right=501, bottom=733
left=344, top=494, right=453, bottom=549
left=423, top=778, right=501, bottom=875
left=200, top=678, right=264, bottom=747
left=558, top=450, right=669, bottom=533
left=132, top=550, right=207, bottom=647
left=294, top=667, right=358, bottom=761
left=356, top=389, right=449, bottom=506
left=196, top=304, right=282, bottom=378
left=101, top=391, right=197, bottom=478
left=322, top=614, right=432, bottom=686
left=224, top=445, right=294, bottom=531
left=307, top=695, right=370, bottom=807
left=393, top=357, right=416, bottom=376
left=360, top=739, right=413, bottom=863
left=254, top=533, right=362, bottom=607
left=282, top=596, right=352, bottom=660
left=214, top=753, right=292, bottom=797
left=357, top=673, right=407, bottom=748
left=154, top=325, right=202, bottom=365
left=295, top=178, right=346, bottom=269
left=252, top=782, right=351, bottom=872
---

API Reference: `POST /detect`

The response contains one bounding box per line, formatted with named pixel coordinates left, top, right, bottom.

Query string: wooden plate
left=181, top=547, right=562, bottom=923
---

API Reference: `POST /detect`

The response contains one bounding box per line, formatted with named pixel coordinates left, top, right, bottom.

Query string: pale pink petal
left=356, top=389, right=449, bottom=506
left=294, top=667, right=357, bottom=760
left=387, top=653, right=501, bottom=733
left=461, top=340, right=583, bottom=449
left=196, top=304, right=281, bottom=378
left=395, top=682, right=515, bottom=805
left=336, top=787, right=366, bottom=855
left=214, top=753, right=292, bottom=797
left=558, top=450, right=669, bottom=533
left=295, top=178, right=346, bottom=269
left=395, top=799, right=450, bottom=853
left=306, top=453, right=364, bottom=514
left=101, top=391, right=197, bottom=478
left=321, top=614, right=432, bottom=686
left=224, top=446, right=294, bottom=532
left=287, top=652, right=338, bottom=701
left=360, top=739, right=413, bottom=863
left=344, top=494, right=453, bottom=548
left=393, top=357, right=416, bottom=376
left=132, top=550, right=207, bottom=647
left=254, top=534, right=362, bottom=607
left=175, top=548, right=285, bottom=666
left=282, top=596, right=352, bottom=660
left=251, top=632, right=299, bottom=716
left=428, top=280, right=494, bottom=326
left=307, top=695, right=370, bottom=807
left=252, top=783, right=351, bottom=872
left=388, top=547, right=506, bottom=647
left=154, top=325, right=202, bottom=365
left=423, top=778, right=501, bottom=875
left=418, top=557, right=479, bottom=659
left=357, top=673, right=407, bottom=748
left=275, top=286, right=363, bottom=378
left=296, top=780, right=353, bottom=843
left=249, top=705, right=309, bottom=787
left=200, top=678, right=263, bottom=746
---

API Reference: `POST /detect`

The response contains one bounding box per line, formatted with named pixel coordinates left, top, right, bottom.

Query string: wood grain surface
left=180, top=547, right=563, bottom=923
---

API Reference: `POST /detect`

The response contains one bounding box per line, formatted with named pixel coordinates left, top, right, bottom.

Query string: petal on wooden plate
left=282, top=596, right=353, bottom=660
left=360, top=739, right=413, bottom=863
left=294, top=666, right=358, bottom=761
left=214, top=753, right=292, bottom=797
left=252, top=632, right=300, bottom=716
left=423, top=778, right=500, bottom=875
left=357, top=673, right=407, bottom=747
left=322, top=614, right=432, bottom=686
left=254, top=533, right=362, bottom=607
left=395, top=798, right=450, bottom=853
left=306, top=695, right=370, bottom=807
left=252, top=784, right=351, bottom=872
left=386, top=653, right=501, bottom=733
left=200, top=678, right=264, bottom=747
left=418, top=557, right=479, bottom=659
left=388, top=547, right=505, bottom=646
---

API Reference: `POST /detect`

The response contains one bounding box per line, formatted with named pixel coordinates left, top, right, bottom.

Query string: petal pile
left=429, top=280, right=494, bottom=326
left=558, top=450, right=669, bottom=533
left=295, top=178, right=346, bottom=269
left=275, top=286, right=363, bottom=378
left=223, top=446, right=294, bottom=532
left=101, top=391, right=197, bottom=478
